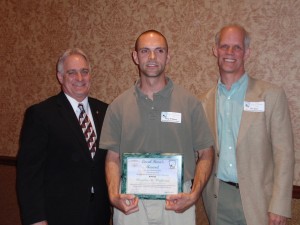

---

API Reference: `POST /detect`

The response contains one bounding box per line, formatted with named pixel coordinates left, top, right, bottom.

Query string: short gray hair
left=215, top=24, right=250, bottom=49
left=56, top=48, right=91, bottom=74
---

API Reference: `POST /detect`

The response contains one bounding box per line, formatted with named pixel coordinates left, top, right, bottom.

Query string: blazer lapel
left=237, top=77, right=263, bottom=147
left=202, top=86, right=219, bottom=152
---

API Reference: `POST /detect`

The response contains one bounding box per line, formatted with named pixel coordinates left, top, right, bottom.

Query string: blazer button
left=217, top=153, right=219, bottom=157
left=214, top=194, right=217, bottom=198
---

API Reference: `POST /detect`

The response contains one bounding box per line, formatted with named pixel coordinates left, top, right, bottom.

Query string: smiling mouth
left=147, top=63, right=158, bottom=67
left=224, top=58, right=236, bottom=62
left=74, top=83, right=86, bottom=87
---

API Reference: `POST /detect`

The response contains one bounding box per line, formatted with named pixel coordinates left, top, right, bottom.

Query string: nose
left=148, top=51, right=156, bottom=60
left=226, top=47, right=234, bottom=54
left=75, top=72, right=83, bottom=81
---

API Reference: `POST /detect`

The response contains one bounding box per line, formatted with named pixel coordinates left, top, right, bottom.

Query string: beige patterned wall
left=1, top=0, right=299, bottom=185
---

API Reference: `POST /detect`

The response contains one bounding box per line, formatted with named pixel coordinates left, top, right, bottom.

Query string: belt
left=222, top=180, right=239, bottom=189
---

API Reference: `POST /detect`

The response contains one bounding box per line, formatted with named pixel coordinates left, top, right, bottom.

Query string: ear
left=166, top=52, right=171, bottom=64
left=212, top=45, right=218, bottom=57
left=57, top=72, right=64, bottom=84
left=244, top=48, right=251, bottom=60
left=132, top=51, right=139, bottom=65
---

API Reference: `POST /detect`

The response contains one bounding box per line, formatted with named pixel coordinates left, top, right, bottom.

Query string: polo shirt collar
left=134, top=77, right=173, bottom=99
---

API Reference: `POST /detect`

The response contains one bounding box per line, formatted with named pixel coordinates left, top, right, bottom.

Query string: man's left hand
left=165, top=193, right=195, bottom=213
left=268, top=212, right=287, bottom=225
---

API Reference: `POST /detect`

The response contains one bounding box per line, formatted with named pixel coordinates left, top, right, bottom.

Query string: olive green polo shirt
left=100, top=78, right=213, bottom=181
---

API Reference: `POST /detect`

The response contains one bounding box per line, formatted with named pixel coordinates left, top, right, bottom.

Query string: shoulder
left=247, top=77, right=289, bottom=114
left=198, top=85, right=217, bottom=103
left=100, top=86, right=135, bottom=119
left=170, top=83, right=207, bottom=115
left=116, top=86, right=135, bottom=101
left=172, top=83, right=198, bottom=101
left=109, top=86, right=135, bottom=107
left=23, top=94, right=63, bottom=126
left=88, top=96, right=108, bottom=108
left=248, top=77, right=283, bottom=93
left=26, top=94, right=61, bottom=112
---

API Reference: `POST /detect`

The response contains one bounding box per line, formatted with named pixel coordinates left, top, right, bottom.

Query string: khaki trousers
left=216, top=180, right=247, bottom=225
left=113, top=180, right=195, bottom=225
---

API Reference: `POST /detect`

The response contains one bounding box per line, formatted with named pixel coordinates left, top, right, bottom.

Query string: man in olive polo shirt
left=100, top=30, right=214, bottom=225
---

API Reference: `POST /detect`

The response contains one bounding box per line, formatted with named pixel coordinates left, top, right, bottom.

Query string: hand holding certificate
left=121, top=153, right=183, bottom=199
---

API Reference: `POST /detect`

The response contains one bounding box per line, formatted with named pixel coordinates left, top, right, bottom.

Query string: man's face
left=133, top=32, right=170, bottom=78
left=214, top=26, right=250, bottom=77
left=57, top=54, right=91, bottom=102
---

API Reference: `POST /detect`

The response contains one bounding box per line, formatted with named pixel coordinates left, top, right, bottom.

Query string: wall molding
left=0, top=156, right=17, bottom=166
left=0, top=155, right=299, bottom=198
left=293, top=185, right=300, bottom=199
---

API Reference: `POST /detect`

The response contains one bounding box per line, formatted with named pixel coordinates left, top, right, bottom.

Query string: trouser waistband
left=221, top=180, right=239, bottom=189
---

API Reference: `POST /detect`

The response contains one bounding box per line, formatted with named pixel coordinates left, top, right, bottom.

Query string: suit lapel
left=89, top=99, right=100, bottom=138
left=56, top=92, right=93, bottom=161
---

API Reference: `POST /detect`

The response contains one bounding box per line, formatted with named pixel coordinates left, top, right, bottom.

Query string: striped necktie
left=78, top=103, right=96, bottom=158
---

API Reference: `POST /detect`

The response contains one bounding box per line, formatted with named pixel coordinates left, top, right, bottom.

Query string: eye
left=66, top=70, right=77, bottom=76
left=233, top=45, right=243, bottom=51
left=80, top=69, right=89, bottom=76
left=156, top=48, right=165, bottom=54
left=140, top=49, right=149, bottom=54
left=219, top=45, right=229, bottom=50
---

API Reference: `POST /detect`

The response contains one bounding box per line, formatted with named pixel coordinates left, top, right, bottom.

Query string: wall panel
left=1, top=0, right=299, bottom=184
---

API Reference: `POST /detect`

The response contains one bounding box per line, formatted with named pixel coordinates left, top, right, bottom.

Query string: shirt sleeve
left=99, top=103, right=121, bottom=153
left=192, top=100, right=214, bottom=151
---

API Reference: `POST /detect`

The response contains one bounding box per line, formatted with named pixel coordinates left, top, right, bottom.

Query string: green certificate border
left=121, top=153, right=183, bottom=200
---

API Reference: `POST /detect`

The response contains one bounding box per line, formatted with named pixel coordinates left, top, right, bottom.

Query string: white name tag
left=244, top=101, right=265, bottom=112
left=161, top=112, right=182, bottom=123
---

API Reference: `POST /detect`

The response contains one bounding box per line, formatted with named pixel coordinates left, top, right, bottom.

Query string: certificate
left=121, top=153, right=183, bottom=199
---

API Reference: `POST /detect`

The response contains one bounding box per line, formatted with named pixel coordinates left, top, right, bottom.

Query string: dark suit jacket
left=17, top=92, right=111, bottom=225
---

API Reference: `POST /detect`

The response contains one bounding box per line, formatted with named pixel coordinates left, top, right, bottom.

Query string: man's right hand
left=106, top=150, right=139, bottom=214
left=31, top=221, right=48, bottom=225
left=110, top=193, right=139, bottom=215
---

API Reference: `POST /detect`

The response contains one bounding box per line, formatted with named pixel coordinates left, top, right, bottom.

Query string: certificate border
left=121, top=153, right=183, bottom=200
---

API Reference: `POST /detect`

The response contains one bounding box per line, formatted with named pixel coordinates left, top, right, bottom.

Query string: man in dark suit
left=17, top=48, right=111, bottom=225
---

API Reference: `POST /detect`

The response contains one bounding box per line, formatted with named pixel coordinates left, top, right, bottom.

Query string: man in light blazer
left=17, top=48, right=111, bottom=225
left=201, top=24, right=294, bottom=225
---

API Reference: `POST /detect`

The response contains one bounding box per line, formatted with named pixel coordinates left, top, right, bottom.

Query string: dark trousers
left=87, top=193, right=110, bottom=225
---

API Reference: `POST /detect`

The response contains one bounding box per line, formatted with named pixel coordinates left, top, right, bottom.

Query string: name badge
left=244, top=101, right=265, bottom=112
left=161, top=112, right=182, bottom=123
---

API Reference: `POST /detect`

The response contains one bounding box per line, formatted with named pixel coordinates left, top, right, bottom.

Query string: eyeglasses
left=65, top=68, right=90, bottom=77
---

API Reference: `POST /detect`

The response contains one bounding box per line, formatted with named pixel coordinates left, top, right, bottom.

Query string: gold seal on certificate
left=121, top=153, right=183, bottom=199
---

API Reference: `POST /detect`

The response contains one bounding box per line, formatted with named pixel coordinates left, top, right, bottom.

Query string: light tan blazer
left=201, top=77, right=294, bottom=225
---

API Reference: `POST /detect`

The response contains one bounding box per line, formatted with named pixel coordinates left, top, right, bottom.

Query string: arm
left=165, top=146, right=214, bottom=212
left=105, top=150, right=139, bottom=215
left=17, top=107, right=48, bottom=224
left=267, top=89, right=294, bottom=223
left=31, top=221, right=48, bottom=225
left=268, top=213, right=287, bottom=225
